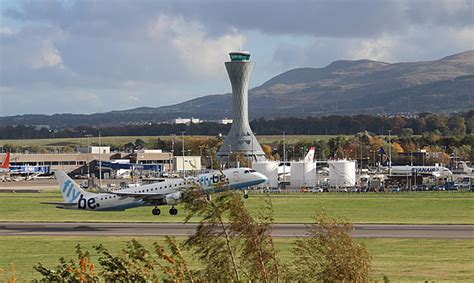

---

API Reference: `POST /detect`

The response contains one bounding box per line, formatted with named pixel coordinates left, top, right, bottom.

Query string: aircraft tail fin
left=55, top=171, right=94, bottom=203
left=460, top=161, right=471, bottom=173
left=304, top=147, right=316, bottom=162
left=0, top=152, right=10, bottom=169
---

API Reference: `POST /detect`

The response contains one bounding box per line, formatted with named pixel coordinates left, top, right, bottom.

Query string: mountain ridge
left=1, top=50, right=473, bottom=128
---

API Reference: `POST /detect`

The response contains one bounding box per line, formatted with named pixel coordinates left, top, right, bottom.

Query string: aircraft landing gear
left=243, top=189, right=249, bottom=199
left=169, top=207, right=178, bottom=215
left=152, top=207, right=161, bottom=215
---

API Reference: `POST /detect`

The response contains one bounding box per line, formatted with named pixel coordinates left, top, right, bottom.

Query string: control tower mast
left=217, top=51, right=266, bottom=165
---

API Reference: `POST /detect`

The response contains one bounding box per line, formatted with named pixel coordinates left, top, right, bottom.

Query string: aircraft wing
left=40, top=202, right=78, bottom=209
left=109, top=191, right=167, bottom=199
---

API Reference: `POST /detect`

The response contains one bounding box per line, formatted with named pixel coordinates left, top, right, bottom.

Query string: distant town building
left=172, top=117, right=202, bottom=124
left=32, top=125, right=51, bottom=130
left=217, top=118, right=233, bottom=125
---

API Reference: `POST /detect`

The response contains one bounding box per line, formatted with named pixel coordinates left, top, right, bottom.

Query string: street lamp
left=388, top=130, right=392, bottom=175
left=181, top=131, right=185, bottom=178
left=228, top=145, right=232, bottom=168
left=282, top=131, right=286, bottom=189
left=207, top=148, right=214, bottom=171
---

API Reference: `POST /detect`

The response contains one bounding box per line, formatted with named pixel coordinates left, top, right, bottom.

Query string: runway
left=0, top=222, right=473, bottom=239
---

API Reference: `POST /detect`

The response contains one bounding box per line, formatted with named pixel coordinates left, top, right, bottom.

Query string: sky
left=0, top=0, right=473, bottom=116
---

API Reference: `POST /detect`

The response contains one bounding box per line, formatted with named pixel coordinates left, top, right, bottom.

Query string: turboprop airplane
left=47, top=168, right=267, bottom=216
left=0, top=152, right=10, bottom=173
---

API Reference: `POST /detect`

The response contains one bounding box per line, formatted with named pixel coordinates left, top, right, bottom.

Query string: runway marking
left=0, top=223, right=472, bottom=239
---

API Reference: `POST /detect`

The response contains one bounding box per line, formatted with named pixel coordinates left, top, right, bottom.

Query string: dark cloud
left=1, top=0, right=472, bottom=115
left=6, top=0, right=472, bottom=39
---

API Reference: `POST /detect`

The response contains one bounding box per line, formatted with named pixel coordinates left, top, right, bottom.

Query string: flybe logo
left=62, top=179, right=99, bottom=209
left=62, top=180, right=81, bottom=203
left=199, top=174, right=227, bottom=187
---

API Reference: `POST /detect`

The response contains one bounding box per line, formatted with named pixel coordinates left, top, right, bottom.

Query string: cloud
left=0, top=0, right=472, bottom=116
left=149, top=15, right=246, bottom=79
left=350, top=35, right=396, bottom=62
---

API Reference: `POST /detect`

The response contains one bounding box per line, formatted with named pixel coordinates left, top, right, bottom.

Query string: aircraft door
left=233, top=171, right=239, bottom=182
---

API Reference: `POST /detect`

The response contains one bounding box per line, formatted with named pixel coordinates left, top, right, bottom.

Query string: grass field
left=0, top=236, right=472, bottom=282
left=0, top=191, right=473, bottom=224
left=0, top=135, right=340, bottom=148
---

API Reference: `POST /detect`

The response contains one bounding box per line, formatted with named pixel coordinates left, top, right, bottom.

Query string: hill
left=1, top=50, right=473, bottom=128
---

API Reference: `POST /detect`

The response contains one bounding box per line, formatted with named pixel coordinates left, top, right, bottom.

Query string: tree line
left=0, top=112, right=473, bottom=140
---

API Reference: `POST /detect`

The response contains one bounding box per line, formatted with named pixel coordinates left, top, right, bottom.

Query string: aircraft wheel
left=152, top=207, right=161, bottom=216
left=169, top=207, right=178, bottom=215
left=243, top=194, right=249, bottom=199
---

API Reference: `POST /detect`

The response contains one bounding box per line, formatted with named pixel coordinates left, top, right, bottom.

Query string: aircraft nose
left=256, top=172, right=268, bottom=184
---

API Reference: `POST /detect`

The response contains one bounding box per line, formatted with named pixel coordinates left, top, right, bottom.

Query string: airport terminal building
left=0, top=147, right=201, bottom=177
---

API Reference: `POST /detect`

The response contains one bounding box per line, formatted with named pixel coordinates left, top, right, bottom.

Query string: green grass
left=0, top=135, right=340, bottom=148
left=0, top=191, right=473, bottom=224
left=0, top=236, right=472, bottom=282
left=0, top=136, right=164, bottom=148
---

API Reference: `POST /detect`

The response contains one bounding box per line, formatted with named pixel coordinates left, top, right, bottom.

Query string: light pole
left=170, top=134, right=175, bottom=174
left=98, top=131, right=102, bottom=188
left=181, top=131, right=185, bottom=178
left=208, top=148, right=214, bottom=171
left=228, top=145, right=232, bottom=168
left=199, top=145, right=204, bottom=173
left=84, top=134, right=92, bottom=177
left=388, top=130, right=392, bottom=175
left=282, top=131, right=286, bottom=189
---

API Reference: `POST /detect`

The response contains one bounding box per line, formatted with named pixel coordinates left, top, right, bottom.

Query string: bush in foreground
left=33, top=190, right=372, bottom=282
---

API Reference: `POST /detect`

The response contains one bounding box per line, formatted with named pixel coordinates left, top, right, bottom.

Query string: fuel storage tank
left=328, top=160, right=356, bottom=187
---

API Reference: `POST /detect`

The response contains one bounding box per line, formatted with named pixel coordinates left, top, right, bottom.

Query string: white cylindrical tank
left=290, top=161, right=317, bottom=189
left=252, top=161, right=279, bottom=188
left=328, top=160, right=356, bottom=187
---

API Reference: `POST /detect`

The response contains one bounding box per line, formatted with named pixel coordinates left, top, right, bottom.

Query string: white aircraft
left=459, top=161, right=473, bottom=174
left=47, top=168, right=268, bottom=216
left=0, top=152, right=10, bottom=173
left=389, top=165, right=452, bottom=177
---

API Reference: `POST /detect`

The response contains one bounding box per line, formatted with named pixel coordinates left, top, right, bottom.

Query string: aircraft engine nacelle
left=165, top=191, right=183, bottom=205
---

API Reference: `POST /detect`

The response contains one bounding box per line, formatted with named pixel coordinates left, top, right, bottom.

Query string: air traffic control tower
left=217, top=51, right=266, bottom=164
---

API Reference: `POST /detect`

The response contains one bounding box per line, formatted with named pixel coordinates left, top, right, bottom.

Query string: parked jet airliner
left=47, top=168, right=267, bottom=215
left=389, top=165, right=452, bottom=177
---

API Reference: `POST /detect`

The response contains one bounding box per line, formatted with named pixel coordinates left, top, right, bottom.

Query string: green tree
left=134, top=139, right=146, bottom=150
left=183, top=190, right=286, bottom=281
left=448, top=116, right=467, bottom=136
left=400, top=128, right=414, bottom=139
left=293, top=213, right=372, bottom=282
